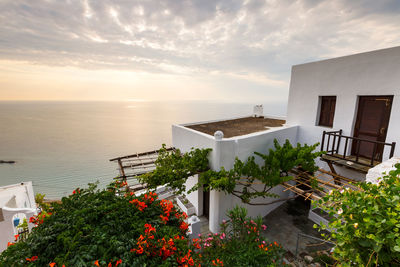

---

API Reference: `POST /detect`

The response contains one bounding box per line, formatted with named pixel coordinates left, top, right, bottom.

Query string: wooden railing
left=321, top=130, right=396, bottom=167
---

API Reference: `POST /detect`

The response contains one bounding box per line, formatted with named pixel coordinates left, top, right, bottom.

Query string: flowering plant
left=316, top=164, right=400, bottom=266
left=192, top=206, right=285, bottom=266
left=0, top=182, right=191, bottom=266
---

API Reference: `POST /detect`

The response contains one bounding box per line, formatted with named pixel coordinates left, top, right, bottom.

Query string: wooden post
left=321, top=131, right=326, bottom=152
left=117, top=159, right=127, bottom=182
left=390, top=142, right=396, bottom=158
left=336, top=129, right=343, bottom=154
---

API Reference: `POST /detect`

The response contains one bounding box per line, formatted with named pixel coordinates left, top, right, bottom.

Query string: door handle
left=380, top=127, right=385, bottom=134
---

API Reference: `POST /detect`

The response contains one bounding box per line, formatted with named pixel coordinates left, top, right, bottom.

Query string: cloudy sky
left=0, top=0, right=399, bottom=103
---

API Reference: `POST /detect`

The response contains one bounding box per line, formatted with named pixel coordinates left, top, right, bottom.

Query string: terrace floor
left=261, top=198, right=332, bottom=257
left=186, top=117, right=286, bottom=138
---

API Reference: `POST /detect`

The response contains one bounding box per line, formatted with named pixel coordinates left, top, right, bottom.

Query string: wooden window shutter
left=318, top=96, right=336, bottom=127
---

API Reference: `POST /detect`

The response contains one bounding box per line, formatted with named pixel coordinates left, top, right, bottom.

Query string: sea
left=0, top=100, right=286, bottom=199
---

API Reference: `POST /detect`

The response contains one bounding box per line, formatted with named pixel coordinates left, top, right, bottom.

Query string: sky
left=0, top=0, right=400, bottom=103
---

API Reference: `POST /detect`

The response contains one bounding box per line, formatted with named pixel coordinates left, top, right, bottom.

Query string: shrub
left=192, top=206, right=285, bottom=266
left=316, top=164, right=400, bottom=266
left=0, top=183, right=191, bottom=266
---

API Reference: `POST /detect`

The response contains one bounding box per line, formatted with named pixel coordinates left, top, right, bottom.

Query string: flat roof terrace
left=185, top=117, right=286, bottom=138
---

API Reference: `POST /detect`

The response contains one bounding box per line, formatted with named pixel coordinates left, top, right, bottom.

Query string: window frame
left=317, top=96, right=336, bottom=127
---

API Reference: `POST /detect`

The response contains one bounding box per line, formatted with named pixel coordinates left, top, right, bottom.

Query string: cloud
left=0, top=0, right=400, bottom=101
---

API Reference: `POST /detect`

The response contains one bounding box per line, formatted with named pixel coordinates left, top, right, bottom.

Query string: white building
left=0, top=182, right=37, bottom=252
left=287, top=45, right=400, bottom=180
left=172, top=46, right=400, bottom=233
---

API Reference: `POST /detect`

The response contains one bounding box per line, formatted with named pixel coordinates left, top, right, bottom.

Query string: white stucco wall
left=172, top=122, right=299, bottom=232
left=0, top=182, right=37, bottom=252
left=286, top=46, right=400, bottom=180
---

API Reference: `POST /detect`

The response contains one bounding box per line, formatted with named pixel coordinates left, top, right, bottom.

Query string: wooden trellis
left=281, top=168, right=360, bottom=201
left=111, top=148, right=361, bottom=197
left=109, top=147, right=175, bottom=192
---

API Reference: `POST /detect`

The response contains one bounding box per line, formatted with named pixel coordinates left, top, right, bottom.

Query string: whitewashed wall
left=0, top=182, right=37, bottom=252
left=286, top=46, right=400, bottom=180
left=172, top=123, right=299, bottom=232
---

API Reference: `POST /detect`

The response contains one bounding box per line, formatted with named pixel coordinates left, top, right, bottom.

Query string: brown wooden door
left=352, top=96, right=393, bottom=161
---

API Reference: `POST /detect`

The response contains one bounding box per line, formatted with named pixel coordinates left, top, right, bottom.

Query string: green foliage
left=316, top=164, right=400, bottom=266
left=194, top=139, right=322, bottom=204
left=0, top=183, right=190, bottom=266
left=192, top=206, right=285, bottom=266
left=139, top=144, right=212, bottom=194
left=139, top=140, right=321, bottom=205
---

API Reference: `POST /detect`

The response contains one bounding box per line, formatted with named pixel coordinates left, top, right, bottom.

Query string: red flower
left=212, top=258, right=223, bottom=266
left=49, top=263, right=56, bottom=267
left=160, top=215, right=169, bottom=224
left=26, top=256, right=38, bottom=262
left=144, top=223, right=156, bottom=235
left=14, top=234, right=19, bottom=241
left=72, top=188, right=80, bottom=195
left=180, top=221, right=189, bottom=231
left=160, top=199, right=174, bottom=217
left=7, top=242, right=14, bottom=247
left=94, top=260, right=100, bottom=266
left=115, top=259, right=122, bottom=266
left=130, top=199, right=147, bottom=211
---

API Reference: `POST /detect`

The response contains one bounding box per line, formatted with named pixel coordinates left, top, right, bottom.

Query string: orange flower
left=7, top=242, right=14, bottom=247
left=130, top=199, right=147, bottom=211
left=94, top=260, right=100, bottom=266
left=108, top=262, right=112, bottom=267
left=144, top=223, right=156, bottom=235
left=160, top=214, right=169, bottom=224
left=14, top=234, right=19, bottom=241
left=136, top=246, right=144, bottom=254
left=212, top=258, right=224, bottom=266
left=180, top=221, right=189, bottom=231
left=26, top=256, right=38, bottom=262
left=49, top=263, right=56, bottom=267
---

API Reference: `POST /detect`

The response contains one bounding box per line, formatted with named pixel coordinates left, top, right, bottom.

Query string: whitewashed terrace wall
left=172, top=123, right=299, bottom=232
left=0, top=182, right=37, bottom=252
left=287, top=46, right=400, bottom=181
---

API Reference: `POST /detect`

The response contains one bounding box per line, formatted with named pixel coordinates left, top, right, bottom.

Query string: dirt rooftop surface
left=186, top=117, right=286, bottom=138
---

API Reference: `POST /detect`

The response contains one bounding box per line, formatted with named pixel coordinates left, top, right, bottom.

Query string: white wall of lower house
left=286, top=46, right=400, bottom=180
left=0, top=182, right=37, bottom=252
left=172, top=123, right=299, bottom=232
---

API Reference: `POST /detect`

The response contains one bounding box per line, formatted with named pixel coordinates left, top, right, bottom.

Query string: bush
left=316, top=164, right=400, bottom=266
left=192, top=206, right=285, bottom=266
left=0, top=182, right=191, bottom=266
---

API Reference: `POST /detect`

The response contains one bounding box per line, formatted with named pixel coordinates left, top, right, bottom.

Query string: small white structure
left=253, top=105, right=263, bottom=117
left=0, top=182, right=37, bottom=252
left=171, top=46, right=400, bottom=233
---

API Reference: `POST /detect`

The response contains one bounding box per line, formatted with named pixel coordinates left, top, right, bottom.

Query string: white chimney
left=253, top=105, right=263, bottom=118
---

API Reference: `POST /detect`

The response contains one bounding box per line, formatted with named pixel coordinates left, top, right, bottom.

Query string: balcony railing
left=321, top=129, right=396, bottom=167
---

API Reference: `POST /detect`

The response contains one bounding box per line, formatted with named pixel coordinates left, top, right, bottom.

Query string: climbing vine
left=138, top=145, right=212, bottom=194
left=140, top=139, right=322, bottom=205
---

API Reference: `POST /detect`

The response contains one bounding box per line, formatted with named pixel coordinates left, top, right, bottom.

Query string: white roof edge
left=0, top=181, right=33, bottom=190
left=178, top=115, right=287, bottom=127
left=292, top=45, right=400, bottom=68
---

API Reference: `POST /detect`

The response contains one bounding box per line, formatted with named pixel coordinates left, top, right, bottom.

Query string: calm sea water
left=0, top=100, right=286, bottom=199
